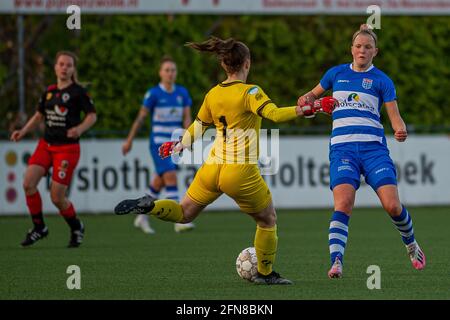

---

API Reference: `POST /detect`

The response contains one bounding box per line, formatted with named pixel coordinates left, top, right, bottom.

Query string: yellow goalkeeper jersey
left=188, top=80, right=297, bottom=164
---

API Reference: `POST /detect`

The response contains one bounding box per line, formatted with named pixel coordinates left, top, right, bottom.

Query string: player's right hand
left=297, top=93, right=317, bottom=118
left=297, top=95, right=308, bottom=108
left=10, top=130, right=24, bottom=142
left=394, top=129, right=407, bottom=142
left=297, top=92, right=316, bottom=107
left=159, top=141, right=182, bottom=159
left=122, top=141, right=132, bottom=155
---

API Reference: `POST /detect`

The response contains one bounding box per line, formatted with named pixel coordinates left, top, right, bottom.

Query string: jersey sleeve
left=195, top=94, right=213, bottom=126
left=181, top=120, right=208, bottom=149
left=80, top=88, right=96, bottom=114
left=246, top=85, right=272, bottom=116
left=182, top=87, right=193, bottom=108
left=319, top=66, right=338, bottom=91
left=142, top=89, right=157, bottom=112
left=381, top=76, right=397, bottom=103
left=246, top=85, right=297, bottom=122
left=182, top=93, right=211, bottom=148
left=259, top=104, right=297, bottom=123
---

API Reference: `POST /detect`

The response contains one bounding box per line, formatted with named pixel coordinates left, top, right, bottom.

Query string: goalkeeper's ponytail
left=352, top=24, right=378, bottom=46
left=186, top=36, right=250, bottom=74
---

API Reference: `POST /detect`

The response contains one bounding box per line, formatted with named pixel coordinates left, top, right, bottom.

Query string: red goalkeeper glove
left=313, top=97, right=338, bottom=115
left=297, top=93, right=317, bottom=118
left=158, top=141, right=182, bottom=159
left=299, top=104, right=316, bottom=118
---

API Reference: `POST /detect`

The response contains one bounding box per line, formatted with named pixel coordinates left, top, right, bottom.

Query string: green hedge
left=1, top=15, right=449, bottom=134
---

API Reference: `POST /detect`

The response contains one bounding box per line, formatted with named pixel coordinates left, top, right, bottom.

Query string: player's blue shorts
left=150, top=143, right=177, bottom=176
left=329, top=142, right=397, bottom=191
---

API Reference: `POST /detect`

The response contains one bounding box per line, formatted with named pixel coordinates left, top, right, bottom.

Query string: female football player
left=297, top=24, right=426, bottom=278
left=11, top=51, right=97, bottom=248
left=122, top=56, right=195, bottom=234
left=115, top=36, right=334, bottom=285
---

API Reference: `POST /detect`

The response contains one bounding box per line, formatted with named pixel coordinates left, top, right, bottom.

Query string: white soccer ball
left=236, top=247, right=258, bottom=281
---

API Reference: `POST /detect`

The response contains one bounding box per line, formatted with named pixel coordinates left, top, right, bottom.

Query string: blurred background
left=1, top=0, right=450, bottom=301
left=1, top=0, right=450, bottom=214
left=2, top=1, right=449, bottom=135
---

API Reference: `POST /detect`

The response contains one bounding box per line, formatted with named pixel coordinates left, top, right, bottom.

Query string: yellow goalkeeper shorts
left=186, top=163, right=272, bottom=213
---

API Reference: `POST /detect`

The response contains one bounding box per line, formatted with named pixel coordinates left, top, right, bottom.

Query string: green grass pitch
left=0, top=207, right=449, bottom=300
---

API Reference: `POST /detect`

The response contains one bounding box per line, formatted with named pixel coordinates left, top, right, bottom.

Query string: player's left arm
left=385, top=100, right=407, bottom=142
left=382, top=77, right=406, bottom=142
left=67, top=90, right=97, bottom=138
left=67, top=112, right=97, bottom=138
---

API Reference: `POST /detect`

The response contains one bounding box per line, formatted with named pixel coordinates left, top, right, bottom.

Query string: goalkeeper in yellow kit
left=115, top=36, right=329, bottom=285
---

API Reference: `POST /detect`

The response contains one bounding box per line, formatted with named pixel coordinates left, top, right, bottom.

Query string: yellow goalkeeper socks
left=254, top=224, right=278, bottom=276
left=149, top=199, right=184, bottom=223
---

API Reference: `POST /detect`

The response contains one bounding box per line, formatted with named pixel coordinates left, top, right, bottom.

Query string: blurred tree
left=0, top=15, right=449, bottom=136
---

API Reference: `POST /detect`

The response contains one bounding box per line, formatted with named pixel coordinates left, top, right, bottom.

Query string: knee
left=266, top=213, right=277, bottom=227
left=334, top=198, right=354, bottom=214
left=383, top=201, right=402, bottom=216
left=22, top=180, right=37, bottom=195
left=254, top=209, right=277, bottom=228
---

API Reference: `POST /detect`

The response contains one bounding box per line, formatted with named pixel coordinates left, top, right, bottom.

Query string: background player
left=115, top=36, right=332, bottom=284
left=122, top=56, right=195, bottom=234
left=298, top=24, right=426, bottom=278
left=10, top=51, right=97, bottom=248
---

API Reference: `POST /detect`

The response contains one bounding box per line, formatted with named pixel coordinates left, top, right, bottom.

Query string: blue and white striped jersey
left=320, top=63, right=397, bottom=148
left=142, top=84, right=192, bottom=145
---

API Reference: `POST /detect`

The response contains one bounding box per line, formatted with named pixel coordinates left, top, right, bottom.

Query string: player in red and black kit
left=11, top=51, right=97, bottom=248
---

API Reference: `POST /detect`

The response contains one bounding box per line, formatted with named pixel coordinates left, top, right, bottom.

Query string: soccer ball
left=236, top=247, right=258, bottom=281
